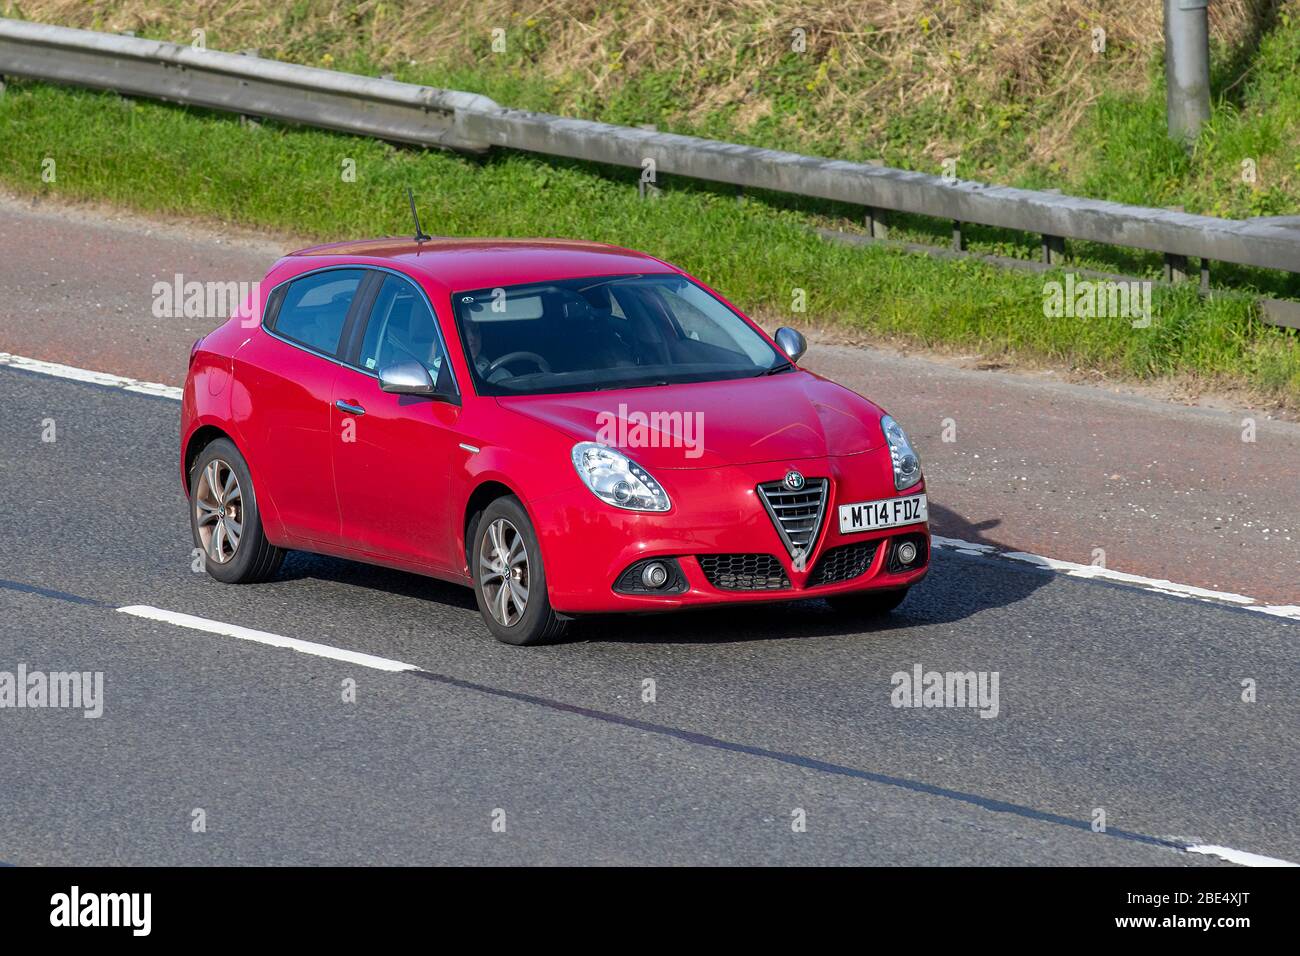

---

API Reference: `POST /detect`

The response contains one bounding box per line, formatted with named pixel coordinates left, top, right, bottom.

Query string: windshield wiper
left=587, top=380, right=671, bottom=392
left=758, top=362, right=793, bottom=376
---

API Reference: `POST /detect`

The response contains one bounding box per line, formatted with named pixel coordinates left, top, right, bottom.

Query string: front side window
left=272, top=269, right=365, bottom=356
left=452, top=273, right=783, bottom=396
left=358, top=274, right=447, bottom=379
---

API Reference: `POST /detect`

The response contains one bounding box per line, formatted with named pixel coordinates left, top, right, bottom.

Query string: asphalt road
left=0, top=366, right=1295, bottom=865
left=4, top=192, right=1299, bottom=604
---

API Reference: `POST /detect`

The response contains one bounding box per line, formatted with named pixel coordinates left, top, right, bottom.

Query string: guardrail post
left=236, top=49, right=262, bottom=127
left=1040, top=189, right=1065, bottom=263
left=865, top=208, right=889, bottom=239
left=1199, top=258, right=1211, bottom=293
left=1161, top=205, right=1192, bottom=281
left=1164, top=253, right=1190, bottom=282
left=864, top=159, right=888, bottom=239
left=952, top=221, right=965, bottom=251
left=1042, top=234, right=1065, bottom=264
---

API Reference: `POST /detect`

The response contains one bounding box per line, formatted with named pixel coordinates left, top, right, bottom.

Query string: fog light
left=641, top=561, right=670, bottom=589
left=896, top=541, right=918, bottom=566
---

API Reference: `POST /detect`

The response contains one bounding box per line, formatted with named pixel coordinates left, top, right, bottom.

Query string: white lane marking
left=999, top=550, right=1256, bottom=604
left=932, top=535, right=1297, bottom=620
left=0, top=352, right=1292, bottom=619
left=117, top=605, right=418, bottom=673
left=116, top=601, right=1300, bottom=868
left=1248, top=604, right=1300, bottom=620
left=0, top=351, right=182, bottom=400
left=1185, top=844, right=1299, bottom=868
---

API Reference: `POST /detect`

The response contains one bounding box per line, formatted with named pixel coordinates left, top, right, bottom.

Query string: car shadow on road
left=925, top=502, right=1006, bottom=550
left=575, top=504, right=1052, bottom=646
left=587, top=560, right=1049, bottom=646
left=267, top=503, right=1049, bottom=646
left=275, top=550, right=480, bottom=611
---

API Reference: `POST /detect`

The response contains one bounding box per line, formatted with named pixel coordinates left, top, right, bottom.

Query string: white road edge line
left=0, top=351, right=182, bottom=400
left=117, top=605, right=419, bottom=673
left=1184, top=844, right=1299, bottom=868
left=932, top=535, right=1300, bottom=621
left=1, top=351, right=1293, bottom=620
left=115, top=602, right=1300, bottom=868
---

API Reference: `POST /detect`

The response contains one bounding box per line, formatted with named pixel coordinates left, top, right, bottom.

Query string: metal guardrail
left=2, top=18, right=1299, bottom=312
left=0, top=20, right=498, bottom=152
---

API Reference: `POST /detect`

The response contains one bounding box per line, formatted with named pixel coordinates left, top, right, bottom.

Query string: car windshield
left=452, top=273, right=786, bottom=396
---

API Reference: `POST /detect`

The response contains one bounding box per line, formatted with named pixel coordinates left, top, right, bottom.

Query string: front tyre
left=472, top=496, right=569, bottom=646
left=189, top=438, right=284, bottom=584
left=827, top=587, right=909, bottom=618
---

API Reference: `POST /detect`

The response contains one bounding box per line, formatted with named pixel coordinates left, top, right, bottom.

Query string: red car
left=181, top=238, right=929, bottom=644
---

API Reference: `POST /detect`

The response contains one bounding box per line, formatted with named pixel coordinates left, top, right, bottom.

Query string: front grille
left=698, top=554, right=791, bottom=591
left=809, top=541, right=880, bottom=586
left=757, top=477, right=829, bottom=560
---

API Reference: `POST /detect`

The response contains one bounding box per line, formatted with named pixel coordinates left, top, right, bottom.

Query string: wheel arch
left=462, top=479, right=528, bottom=575
left=182, top=421, right=288, bottom=546
left=182, top=424, right=237, bottom=495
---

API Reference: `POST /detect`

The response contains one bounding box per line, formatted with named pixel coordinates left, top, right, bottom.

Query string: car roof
left=286, top=237, right=678, bottom=291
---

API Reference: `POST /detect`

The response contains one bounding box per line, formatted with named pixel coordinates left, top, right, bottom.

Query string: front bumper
left=529, top=451, right=929, bottom=614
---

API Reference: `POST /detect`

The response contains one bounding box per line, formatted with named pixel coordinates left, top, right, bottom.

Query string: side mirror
left=378, top=360, right=436, bottom=396
left=774, top=327, right=808, bottom=362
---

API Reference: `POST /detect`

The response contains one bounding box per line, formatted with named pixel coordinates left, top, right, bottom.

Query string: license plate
left=838, top=493, right=928, bottom=534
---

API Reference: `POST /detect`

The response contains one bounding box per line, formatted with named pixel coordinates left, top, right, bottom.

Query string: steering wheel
left=486, top=351, right=551, bottom=376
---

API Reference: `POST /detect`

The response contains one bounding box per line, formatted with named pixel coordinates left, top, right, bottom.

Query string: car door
left=331, top=271, right=462, bottom=572
left=234, top=267, right=368, bottom=548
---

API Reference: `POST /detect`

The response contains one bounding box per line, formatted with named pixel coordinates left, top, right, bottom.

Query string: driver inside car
left=463, top=320, right=493, bottom=378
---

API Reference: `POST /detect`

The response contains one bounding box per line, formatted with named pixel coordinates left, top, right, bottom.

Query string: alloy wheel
left=194, top=458, right=243, bottom=564
left=479, top=518, right=530, bottom=626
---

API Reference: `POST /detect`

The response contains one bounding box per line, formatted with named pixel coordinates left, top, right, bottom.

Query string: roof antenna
left=406, top=187, right=431, bottom=243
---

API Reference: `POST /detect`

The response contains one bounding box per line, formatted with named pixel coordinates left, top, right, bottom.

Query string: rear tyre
left=471, top=496, right=569, bottom=646
left=189, top=438, right=284, bottom=584
left=827, top=588, right=909, bottom=618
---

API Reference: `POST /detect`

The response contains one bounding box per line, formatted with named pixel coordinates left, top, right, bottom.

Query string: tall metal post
left=1164, top=0, right=1212, bottom=143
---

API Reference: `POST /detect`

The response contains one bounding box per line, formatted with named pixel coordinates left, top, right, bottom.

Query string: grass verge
left=6, top=0, right=1297, bottom=220
left=0, top=79, right=1297, bottom=406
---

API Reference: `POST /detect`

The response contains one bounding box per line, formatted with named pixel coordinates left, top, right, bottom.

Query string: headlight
left=881, top=415, right=922, bottom=490
left=571, top=442, right=671, bottom=512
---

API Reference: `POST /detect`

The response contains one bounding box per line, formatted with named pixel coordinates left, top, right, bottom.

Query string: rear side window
left=271, top=269, right=365, bottom=356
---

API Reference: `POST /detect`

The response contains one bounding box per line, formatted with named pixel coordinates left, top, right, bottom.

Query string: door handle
left=335, top=400, right=366, bottom=416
